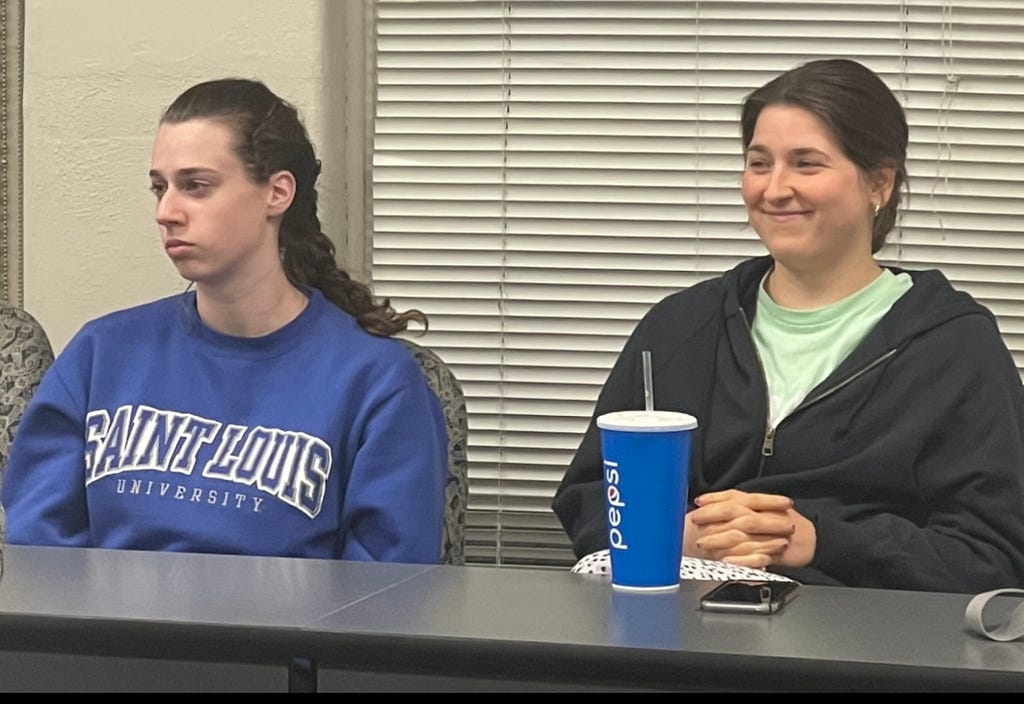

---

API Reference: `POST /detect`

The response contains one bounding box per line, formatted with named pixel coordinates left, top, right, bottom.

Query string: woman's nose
left=155, top=189, right=183, bottom=226
left=763, top=166, right=794, bottom=201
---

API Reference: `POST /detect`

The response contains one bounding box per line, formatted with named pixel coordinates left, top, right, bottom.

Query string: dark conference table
left=1, top=545, right=1022, bottom=692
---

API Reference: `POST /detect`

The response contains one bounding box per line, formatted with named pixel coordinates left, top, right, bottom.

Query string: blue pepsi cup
left=598, top=410, right=698, bottom=591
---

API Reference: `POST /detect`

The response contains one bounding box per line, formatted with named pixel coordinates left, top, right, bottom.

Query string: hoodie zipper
left=738, top=309, right=776, bottom=457
left=739, top=308, right=900, bottom=458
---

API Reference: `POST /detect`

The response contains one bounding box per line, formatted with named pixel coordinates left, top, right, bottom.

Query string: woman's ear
left=267, top=170, right=296, bottom=217
left=871, top=165, right=897, bottom=208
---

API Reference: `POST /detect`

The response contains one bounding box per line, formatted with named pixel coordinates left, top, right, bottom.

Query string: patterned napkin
left=571, top=549, right=797, bottom=583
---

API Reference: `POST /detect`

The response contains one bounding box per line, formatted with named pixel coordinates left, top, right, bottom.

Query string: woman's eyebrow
left=148, top=167, right=219, bottom=179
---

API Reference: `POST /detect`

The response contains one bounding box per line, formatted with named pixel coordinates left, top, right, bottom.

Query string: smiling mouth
left=762, top=210, right=809, bottom=220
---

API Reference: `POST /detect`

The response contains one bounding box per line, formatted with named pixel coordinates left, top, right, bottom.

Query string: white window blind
left=370, top=0, right=1024, bottom=567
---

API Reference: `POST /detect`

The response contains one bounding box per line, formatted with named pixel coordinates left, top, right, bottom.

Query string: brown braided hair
left=161, top=78, right=426, bottom=336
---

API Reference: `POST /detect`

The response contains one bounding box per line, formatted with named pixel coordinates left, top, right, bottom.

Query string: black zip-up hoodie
left=552, top=255, right=1024, bottom=593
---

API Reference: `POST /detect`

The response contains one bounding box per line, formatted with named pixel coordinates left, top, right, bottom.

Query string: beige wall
left=22, top=0, right=361, bottom=353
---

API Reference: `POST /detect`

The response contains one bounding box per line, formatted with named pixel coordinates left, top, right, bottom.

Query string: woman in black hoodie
left=553, top=58, right=1024, bottom=593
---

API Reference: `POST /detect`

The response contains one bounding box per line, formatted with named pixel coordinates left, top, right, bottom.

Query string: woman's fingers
left=696, top=530, right=790, bottom=556
left=690, top=507, right=796, bottom=538
left=694, top=489, right=793, bottom=512
left=720, top=553, right=777, bottom=569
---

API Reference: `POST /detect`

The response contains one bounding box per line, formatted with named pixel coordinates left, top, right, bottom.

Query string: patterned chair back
left=398, top=338, right=468, bottom=566
left=0, top=307, right=55, bottom=573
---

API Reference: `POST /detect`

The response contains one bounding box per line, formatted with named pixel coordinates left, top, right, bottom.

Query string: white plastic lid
left=596, top=410, right=698, bottom=432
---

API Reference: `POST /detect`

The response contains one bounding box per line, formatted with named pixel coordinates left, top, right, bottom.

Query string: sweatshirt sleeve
left=553, top=316, right=650, bottom=559
left=338, top=359, right=447, bottom=564
left=1, top=354, right=92, bottom=547
left=804, top=316, right=1024, bottom=593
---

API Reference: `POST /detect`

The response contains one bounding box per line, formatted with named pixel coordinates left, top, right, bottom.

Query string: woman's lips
left=762, top=210, right=808, bottom=222
left=164, top=240, right=194, bottom=257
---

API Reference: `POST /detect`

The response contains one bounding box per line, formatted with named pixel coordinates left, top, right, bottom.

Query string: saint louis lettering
left=85, top=404, right=330, bottom=518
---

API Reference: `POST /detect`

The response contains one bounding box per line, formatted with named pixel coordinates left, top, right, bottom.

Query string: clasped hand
left=684, top=489, right=816, bottom=570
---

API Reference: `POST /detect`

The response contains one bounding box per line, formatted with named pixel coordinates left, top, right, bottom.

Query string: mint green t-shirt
left=752, top=269, right=913, bottom=427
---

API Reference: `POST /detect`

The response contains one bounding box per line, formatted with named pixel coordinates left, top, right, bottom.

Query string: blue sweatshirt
left=1, top=288, right=447, bottom=563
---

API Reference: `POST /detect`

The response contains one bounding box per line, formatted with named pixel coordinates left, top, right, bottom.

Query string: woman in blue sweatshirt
left=1, top=79, right=447, bottom=563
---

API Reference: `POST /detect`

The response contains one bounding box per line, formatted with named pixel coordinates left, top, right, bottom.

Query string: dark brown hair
left=741, top=58, right=909, bottom=254
left=161, top=78, right=426, bottom=336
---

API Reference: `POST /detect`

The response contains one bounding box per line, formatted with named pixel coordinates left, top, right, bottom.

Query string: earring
left=874, top=203, right=881, bottom=217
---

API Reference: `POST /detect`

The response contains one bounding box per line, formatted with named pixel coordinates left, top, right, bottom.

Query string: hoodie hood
left=719, top=255, right=995, bottom=379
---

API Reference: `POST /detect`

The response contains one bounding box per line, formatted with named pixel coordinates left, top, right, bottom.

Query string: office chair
left=398, top=338, right=468, bottom=566
left=0, top=306, right=55, bottom=546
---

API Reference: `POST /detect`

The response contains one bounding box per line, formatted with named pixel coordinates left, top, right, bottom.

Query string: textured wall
left=23, top=0, right=326, bottom=352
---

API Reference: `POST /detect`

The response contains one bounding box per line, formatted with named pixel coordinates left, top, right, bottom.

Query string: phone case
left=699, top=580, right=799, bottom=614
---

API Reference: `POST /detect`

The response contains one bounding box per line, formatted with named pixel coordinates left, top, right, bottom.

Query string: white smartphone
left=699, top=580, right=799, bottom=615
